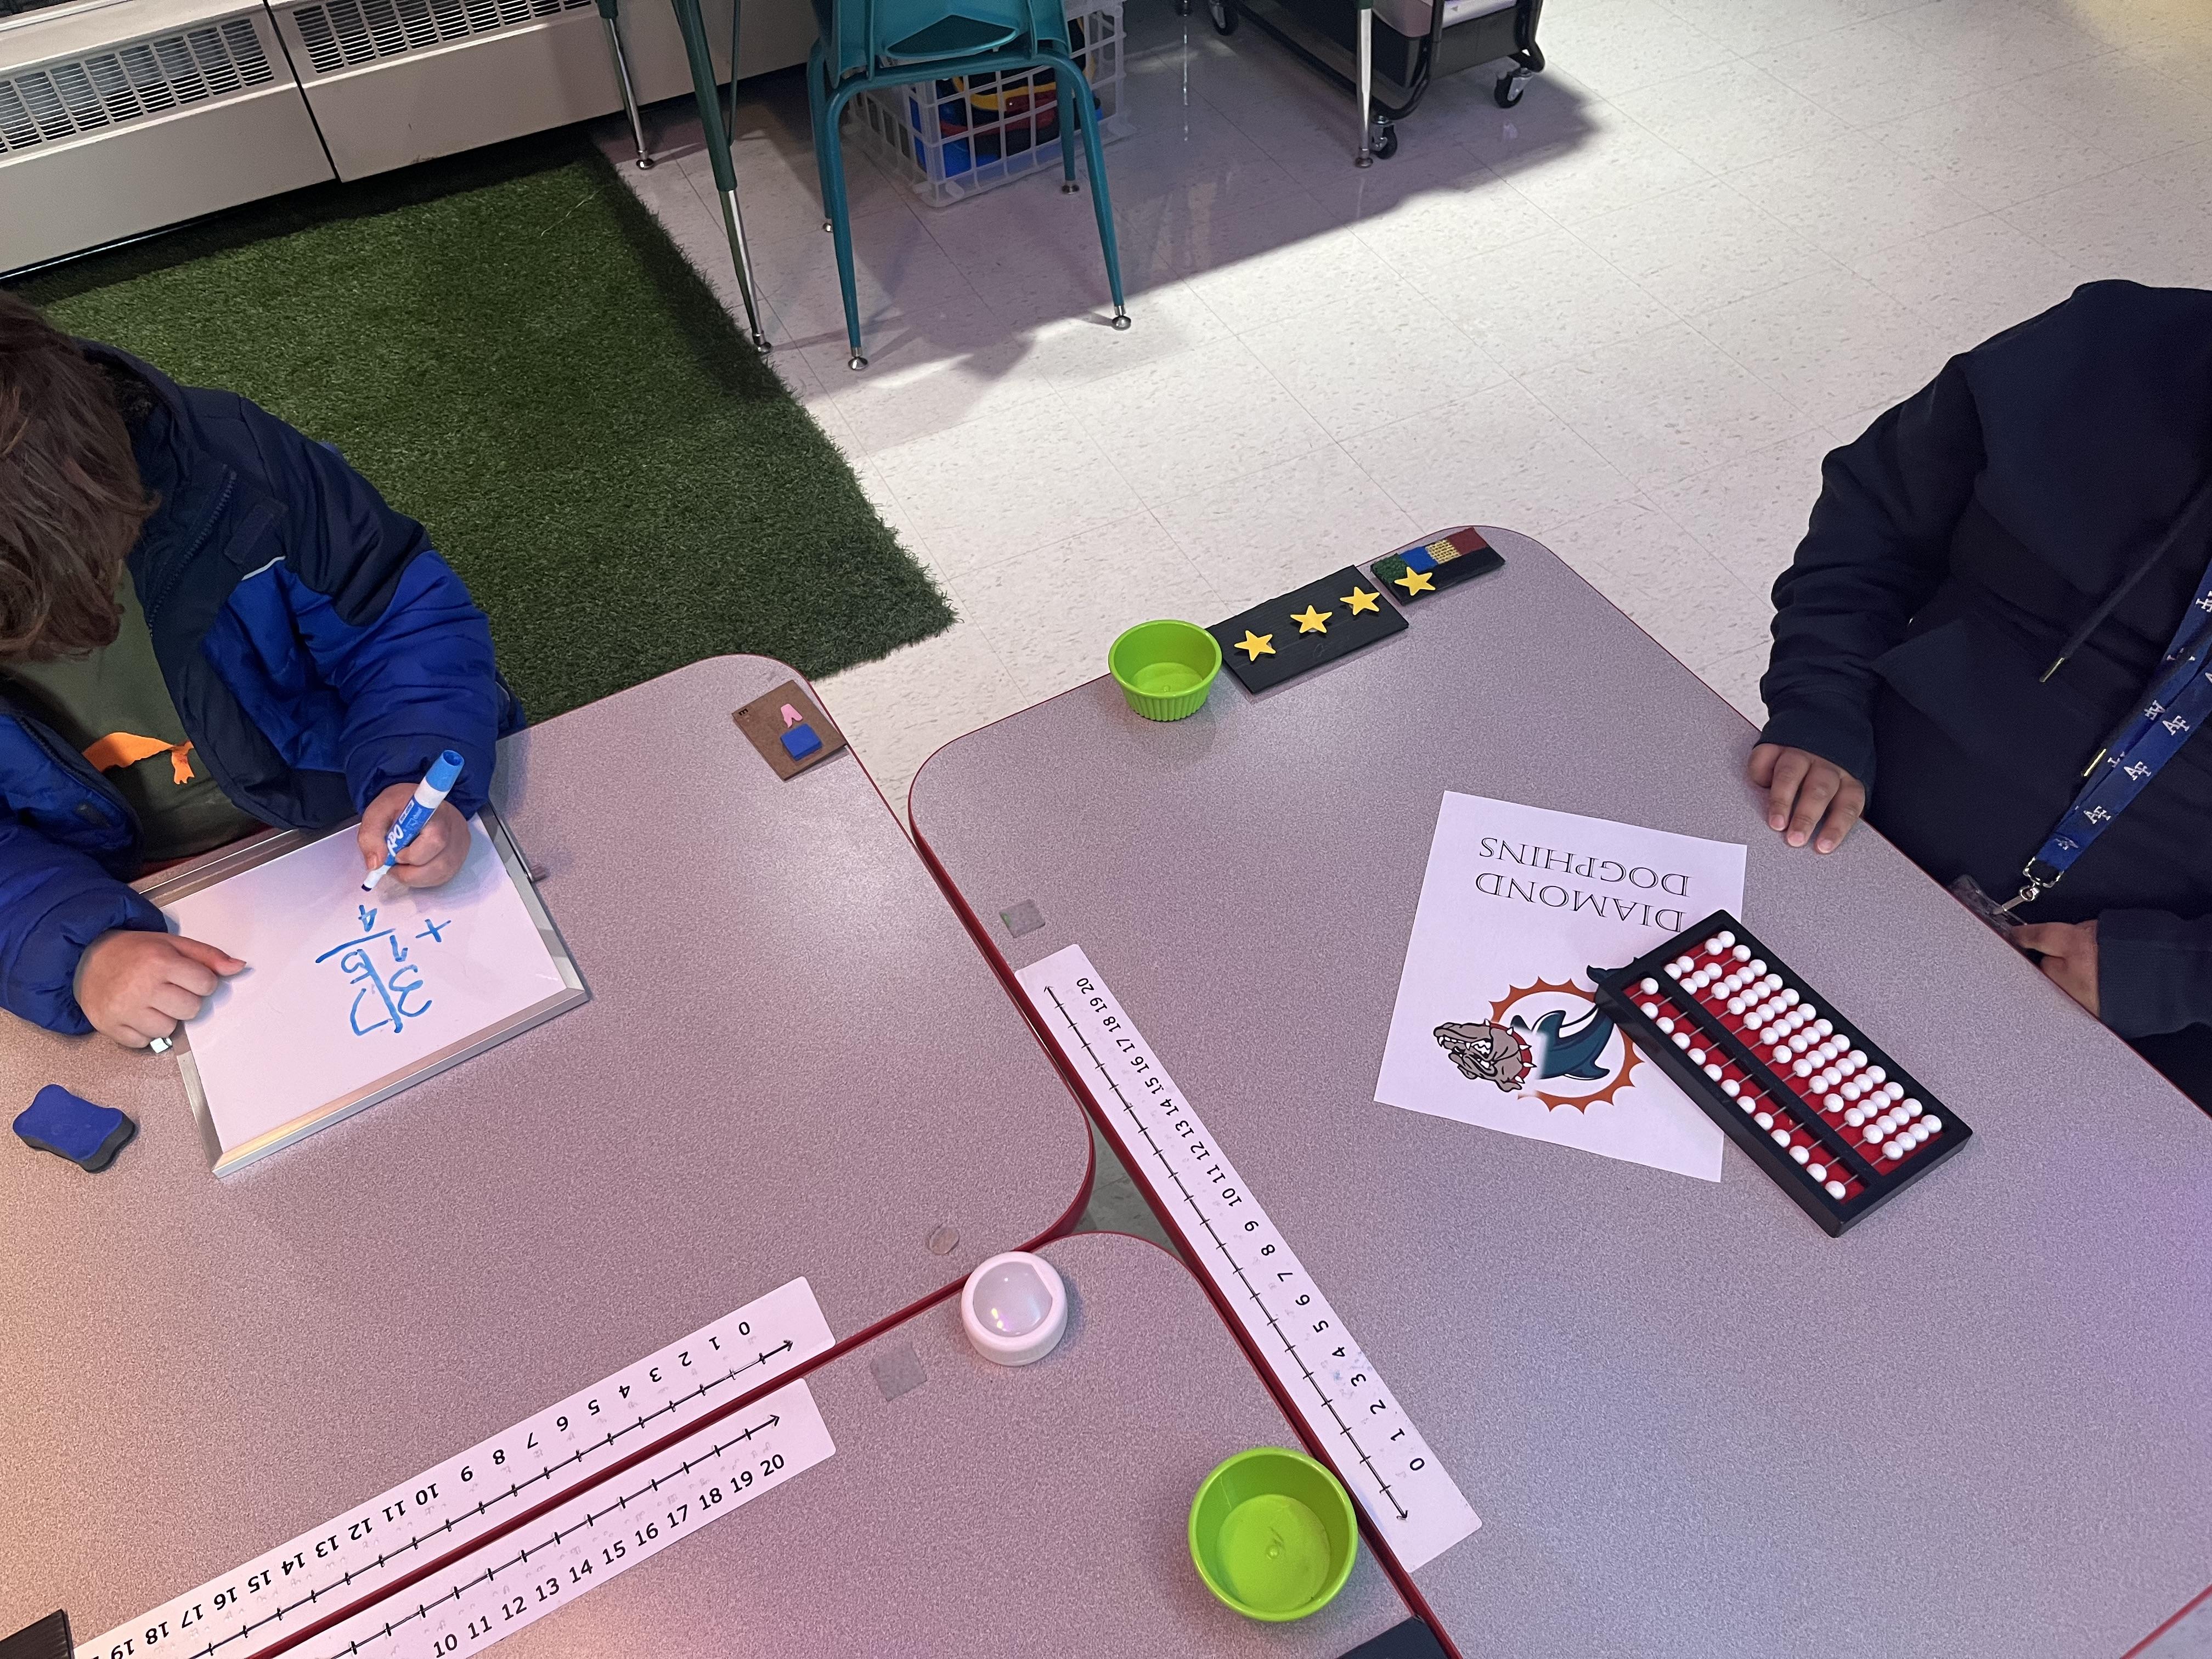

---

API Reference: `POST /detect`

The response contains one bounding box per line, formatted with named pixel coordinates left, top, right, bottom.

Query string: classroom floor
left=595, top=0, right=2212, bottom=1251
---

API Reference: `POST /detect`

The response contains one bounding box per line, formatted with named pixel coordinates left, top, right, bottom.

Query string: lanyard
left=2005, top=555, right=2212, bottom=910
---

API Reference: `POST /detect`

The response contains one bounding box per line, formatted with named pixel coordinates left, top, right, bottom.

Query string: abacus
left=1594, top=911, right=1972, bottom=1235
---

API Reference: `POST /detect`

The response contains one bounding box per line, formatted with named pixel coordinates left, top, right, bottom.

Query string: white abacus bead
left=1789, top=1033, right=1813, bottom=1054
left=1640, top=977, right=1660, bottom=994
left=1781, top=987, right=1801, bottom=1005
left=1885, top=1138, right=1909, bottom=1159
left=1847, top=1048, right=1867, bottom=1067
left=1822, top=1094, right=1845, bottom=1114
left=1826, top=1180, right=1849, bottom=1200
left=1656, top=1017, right=1675, bottom=1034
left=1808, top=1162, right=1827, bottom=1181
left=1772, top=1128, right=1792, bottom=1148
left=1642, top=1002, right=1661, bottom=1017
left=1771, top=1044, right=1792, bottom=1064
left=1840, top=1081, right=1862, bottom=1102
left=1703, top=936, right=1722, bottom=953
left=1910, top=1122, right=1931, bottom=1146
left=1789, top=1009, right=1810, bottom=1030
left=1689, top=1047, right=1706, bottom=1064
left=1844, top=1107, right=1866, bottom=1127
left=1754, top=1111, right=1774, bottom=1130
left=1863, top=1124, right=1886, bottom=1144
left=1819, top=1069, right=1841, bottom=1091
left=1884, top=1082, right=1905, bottom=1102
left=1764, top=973, right=1784, bottom=991
left=1674, top=1031, right=1692, bottom=1049
left=1733, top=943, right=1752, bottom=961
left=1727, top=998, right=1746, bottom=1015
left=1705, top=1063, right=1724, bottom=1080
left=1740, top=1094, right=1757, bottom=1112
left=1810, top=1014, right=1829, bottom=1032
left=1750, top=958, right=1768, bottom=975
left=1791, top=1143, right=1811, bottom=1164
left=1922, top=1115, right=1942, bottom=1135
left=1722, top=1078, right=1741, bottom=1097
left=1718, top=931, right=1737, bottom=947
left=1666, top=962, right=1683, bottom=979
left=1900, top=1096, right=1921, bottom=1114
left=1793, top=1058, right=1814, bottom=1077
left=1865, top=1065, right=1887, bottom=1084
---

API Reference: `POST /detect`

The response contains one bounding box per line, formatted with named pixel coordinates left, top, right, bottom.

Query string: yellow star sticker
left=1393, top=567, right=1435, bottom=596
left=1291, top=605, right=1332, bottom=634
left=1234, top=630, right=1275, bottom=660
left=1342, top=585, right=1380, bottom=614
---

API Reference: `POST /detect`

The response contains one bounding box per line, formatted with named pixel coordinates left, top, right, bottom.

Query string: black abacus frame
left=1594, top=909, right=1973, bottom=1237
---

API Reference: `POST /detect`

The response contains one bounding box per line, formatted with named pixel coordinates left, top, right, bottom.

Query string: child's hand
left=359, top=785, right=470, bottom=888
left=1747, top=744, right=1866, bottom=854
left=2014, top=920, right=2099, bottom=1018
left=76, top=929, right=246, bottom=1048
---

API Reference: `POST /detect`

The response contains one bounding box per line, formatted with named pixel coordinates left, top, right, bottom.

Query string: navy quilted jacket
left=0, top=346, right=519, bottom=1034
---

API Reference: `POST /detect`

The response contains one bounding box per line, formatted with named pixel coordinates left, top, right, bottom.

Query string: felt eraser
left=781, top=723, right=824, bottom=760
left=14, top=1085, right=135, bottom=1172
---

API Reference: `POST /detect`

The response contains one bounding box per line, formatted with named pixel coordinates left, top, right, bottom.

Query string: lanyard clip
left=2000, top=857, right=2063, bottom=913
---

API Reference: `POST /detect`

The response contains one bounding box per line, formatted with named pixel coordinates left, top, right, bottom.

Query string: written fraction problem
left=1017, top=946, right=1479, bottom=1572
left=82, top=1279, right=836, bottom=1659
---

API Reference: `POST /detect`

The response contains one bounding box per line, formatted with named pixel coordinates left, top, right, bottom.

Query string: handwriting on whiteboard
left=313, top=904, right=453, bottom=1037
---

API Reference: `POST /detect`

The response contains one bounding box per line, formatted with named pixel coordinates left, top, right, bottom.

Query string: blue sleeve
left=0, top=819, right=166, bottom=1034
left=1757, top=353, right=1982, bottom=792
left=266, top=430, right=507, bottom=817
left=2099, top=910, right=2212, bottom=1040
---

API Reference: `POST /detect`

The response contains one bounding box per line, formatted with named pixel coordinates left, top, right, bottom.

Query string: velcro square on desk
left=1208, top=566, right=1408, bottom=693
left=1371, top=526, right=1504, bottom=602
left=733, top=680, right=847, bottom=778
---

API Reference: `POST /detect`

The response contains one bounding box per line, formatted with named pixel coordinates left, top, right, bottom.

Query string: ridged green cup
left=1109, top=619, right=1221, bottom=721
left=1188, top=1447, right=1358, bottom=1622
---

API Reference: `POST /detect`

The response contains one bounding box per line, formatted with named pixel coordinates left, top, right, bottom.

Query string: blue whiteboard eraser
left=14, top=1085, right=136, bottom=1172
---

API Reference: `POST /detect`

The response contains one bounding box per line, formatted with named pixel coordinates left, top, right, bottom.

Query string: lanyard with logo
left=2001, top=553, right=2212, bottom=912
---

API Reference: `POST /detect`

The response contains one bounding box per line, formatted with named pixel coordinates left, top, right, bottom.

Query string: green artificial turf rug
left=13, top=129, right=950, bottom=720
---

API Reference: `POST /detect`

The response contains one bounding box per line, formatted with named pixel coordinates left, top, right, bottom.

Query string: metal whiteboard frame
left=136, top=804, right=589, bottom=1177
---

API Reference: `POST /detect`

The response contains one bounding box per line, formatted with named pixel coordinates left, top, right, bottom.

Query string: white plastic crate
left=848, top=1, right=1129, bottom=207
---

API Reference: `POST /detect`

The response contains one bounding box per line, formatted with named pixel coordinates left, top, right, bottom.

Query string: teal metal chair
left=806, top=0, right=1130, bottom=368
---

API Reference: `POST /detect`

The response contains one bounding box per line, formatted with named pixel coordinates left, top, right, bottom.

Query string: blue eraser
left=1401, top=546, right=1438, bottom=573
left=781, top=723, right=824, bottom=760
left=14, top=1085, right=135, bottom=1172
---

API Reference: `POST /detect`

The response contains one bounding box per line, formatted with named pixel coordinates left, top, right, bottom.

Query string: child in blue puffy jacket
left=0, top=291, right=520, bottom=1048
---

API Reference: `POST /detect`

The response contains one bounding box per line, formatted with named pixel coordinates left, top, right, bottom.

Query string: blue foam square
left=14, top=1085, right=134, bottom=1171
left=1401, top=546, right=1438, bottom=573
left=781, top=723, right=824, bottom=760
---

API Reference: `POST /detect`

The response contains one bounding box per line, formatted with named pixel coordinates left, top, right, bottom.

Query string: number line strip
left=1041, top=981, right=1415, bottom=1522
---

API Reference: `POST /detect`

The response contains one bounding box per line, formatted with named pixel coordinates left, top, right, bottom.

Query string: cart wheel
left=1369, top=118, right=1399, bottom=160
left=1493, top=69, right=1526, bottom=108
left=1208, top=0, right=1237, bottom=33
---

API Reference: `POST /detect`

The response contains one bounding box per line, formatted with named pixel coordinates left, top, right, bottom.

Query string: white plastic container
left=848, top=0, right=1129, bottom=208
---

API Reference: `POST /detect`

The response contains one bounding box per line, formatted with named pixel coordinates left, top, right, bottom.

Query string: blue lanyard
left=2008, top=556, right=2212, bottom=909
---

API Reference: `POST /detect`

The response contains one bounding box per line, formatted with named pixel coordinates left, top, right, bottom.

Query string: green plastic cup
left=1187, top=1447, right=1358, bottom=1622
left=1109, top=619, right=1221, bottom=721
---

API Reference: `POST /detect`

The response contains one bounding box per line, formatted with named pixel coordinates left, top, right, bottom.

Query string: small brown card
left=732, top=680, right=848, bottom=778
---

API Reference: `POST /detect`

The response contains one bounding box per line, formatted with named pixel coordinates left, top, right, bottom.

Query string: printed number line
left=321, top=1409, right=787, bottom=1657
left=160, top=1344, right=806, bottom=1659
left=1042, top=984, right=1412, bottom=1522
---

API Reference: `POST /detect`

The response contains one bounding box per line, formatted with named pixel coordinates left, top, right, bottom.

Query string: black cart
left=1189, top=0, right=1544, bottom=162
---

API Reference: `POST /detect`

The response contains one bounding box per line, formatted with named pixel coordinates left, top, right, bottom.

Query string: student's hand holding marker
left=76, top=929, right=246, bottom=1048
left=358, top=751, right=469, bottom=891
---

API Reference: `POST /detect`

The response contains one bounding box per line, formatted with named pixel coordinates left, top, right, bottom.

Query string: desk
left=0, top=656, right=1090, bottom=1640
left=481, top=1231, right=1419, bottom=1656
left=910, top=532, right=2212, bottom=1658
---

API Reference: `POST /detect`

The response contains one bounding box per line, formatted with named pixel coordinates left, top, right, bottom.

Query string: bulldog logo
left=1434, top=972, right=1643, bottom=1113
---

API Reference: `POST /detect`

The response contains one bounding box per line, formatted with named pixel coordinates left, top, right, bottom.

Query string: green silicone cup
left=1187, top=1447, right=1358, bottom=1622
left=1108, top=619, right=1221, bottom=721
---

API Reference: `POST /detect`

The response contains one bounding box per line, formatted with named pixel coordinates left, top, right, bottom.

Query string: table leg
left=1354, top=0, right=1374, bottom=168
left=668, top=0, right=771, bottom=351
left=596, top=0, right=654, bottom=168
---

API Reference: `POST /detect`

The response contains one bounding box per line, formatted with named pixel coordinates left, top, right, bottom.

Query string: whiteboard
left=150, top=808, right=586, bottom=1175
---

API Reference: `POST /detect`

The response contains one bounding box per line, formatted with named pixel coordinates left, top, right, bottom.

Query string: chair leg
left=1054, top=71, right=1079, bottom=193
left=668, top=0, right=769, bottom=349
left=596, top=0, right=652, bottom=167
left=821, top=85, right=869, bottom=369
left=1056, top=55, right=1128, bottom=328
left=806, top=43, right=833, bottom=233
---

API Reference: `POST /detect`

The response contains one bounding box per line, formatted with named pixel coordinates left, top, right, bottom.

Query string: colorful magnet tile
left=1371, top=526, right=1505, bottom=601
left=732, top=680, right=848, bottom=779
left=1208, top=566, right=1408, bottom=693
left=14, top=1084, right=134, bottom=1172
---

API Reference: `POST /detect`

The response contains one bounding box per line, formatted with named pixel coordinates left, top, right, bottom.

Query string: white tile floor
left=599, top=0, right=2212, bottom=820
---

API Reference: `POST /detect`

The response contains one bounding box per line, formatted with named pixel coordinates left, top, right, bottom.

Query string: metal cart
left=1189, top=0, right=1543, bottom=164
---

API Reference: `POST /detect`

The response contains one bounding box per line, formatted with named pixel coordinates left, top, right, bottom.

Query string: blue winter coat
left=0, top=346, right=520, bottom=1035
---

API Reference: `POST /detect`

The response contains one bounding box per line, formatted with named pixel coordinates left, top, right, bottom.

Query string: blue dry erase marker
left=362, top=750, right=465, bottom=891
